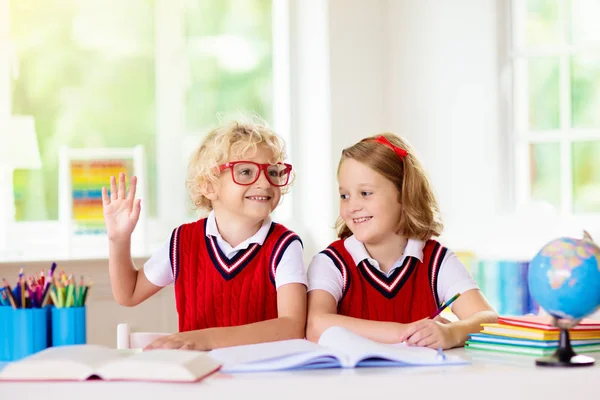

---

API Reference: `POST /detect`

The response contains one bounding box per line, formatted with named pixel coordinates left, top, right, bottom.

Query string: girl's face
left=211, top=145, right=282, bottom=224
left=338, top=158, right=402, bottom=245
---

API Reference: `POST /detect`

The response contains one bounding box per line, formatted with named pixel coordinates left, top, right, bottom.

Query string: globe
left=528, top=232, right=600, bottom=321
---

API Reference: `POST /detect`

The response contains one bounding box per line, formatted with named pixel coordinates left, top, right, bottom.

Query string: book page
left=209, top=339, right=346, bottom=372
left=96, top=349, right=220, bottom=382
left=319, top=327, right=467, bottom=367
left=0, top=345, right=127, bottom=381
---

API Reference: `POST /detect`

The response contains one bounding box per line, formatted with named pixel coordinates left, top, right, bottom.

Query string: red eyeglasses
left=218, top=161, right=293, bottom=187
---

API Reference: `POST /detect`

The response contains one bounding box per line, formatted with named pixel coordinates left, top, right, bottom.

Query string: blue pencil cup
left=0, top=307, right=49, bottom=361
left=51, top=307, right=87, bottom=347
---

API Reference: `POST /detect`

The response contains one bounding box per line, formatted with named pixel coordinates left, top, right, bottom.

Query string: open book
left=209, top=326, right=468, bottom=372
left=0, top=345, right=220, bottom=382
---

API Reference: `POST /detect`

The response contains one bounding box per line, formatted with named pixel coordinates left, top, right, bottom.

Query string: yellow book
left=481, top=323, right=600, bottom=341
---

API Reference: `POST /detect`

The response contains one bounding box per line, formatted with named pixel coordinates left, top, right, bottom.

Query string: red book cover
left=498, top=315, right=600, bottom=331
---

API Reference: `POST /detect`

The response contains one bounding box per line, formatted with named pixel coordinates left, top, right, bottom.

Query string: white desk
left=1, top=349, right=598, bottom=400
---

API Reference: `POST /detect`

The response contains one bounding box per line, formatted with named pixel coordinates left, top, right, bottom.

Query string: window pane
left=528, top=58, right=560, bottom=130
left=10, top=0, right=156, bottom=221
left=529, top=143, right=561, bottom=209
left=570, top=0, right=600, bottom=44
left=572, top=141, right=600, bottom=213
left=571, top=56, right=600, bottom=129
left=526, top=0, right=562, bottom=46
left=184, top=0, right=273, bottom=132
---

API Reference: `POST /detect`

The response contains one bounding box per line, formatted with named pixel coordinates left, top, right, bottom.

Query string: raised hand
left=102, top=173, right=141, bottom=241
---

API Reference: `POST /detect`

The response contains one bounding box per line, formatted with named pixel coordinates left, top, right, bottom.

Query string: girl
left=307, top=134, right=497, bottom=349
left=102, top=120, right=307, bottom=350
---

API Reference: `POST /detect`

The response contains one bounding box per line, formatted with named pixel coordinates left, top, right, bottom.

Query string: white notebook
left=209, top=326, right=468, bottom=372
left=0, top=345, right=220, bottom=382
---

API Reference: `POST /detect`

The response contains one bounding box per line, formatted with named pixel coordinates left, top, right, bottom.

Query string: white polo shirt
left=144, top=211, right=307, bottom=289
left=308, top=235, right=477, bottom=306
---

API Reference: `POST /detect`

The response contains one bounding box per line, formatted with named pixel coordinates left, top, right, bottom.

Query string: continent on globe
left=528, top=231, right=600, bottom=320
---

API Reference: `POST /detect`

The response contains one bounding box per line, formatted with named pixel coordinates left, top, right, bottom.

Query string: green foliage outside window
left=10, top=0, right=273, bottom=221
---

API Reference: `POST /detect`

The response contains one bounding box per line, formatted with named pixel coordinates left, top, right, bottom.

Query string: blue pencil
left=430, top=292, right=461, bottom=318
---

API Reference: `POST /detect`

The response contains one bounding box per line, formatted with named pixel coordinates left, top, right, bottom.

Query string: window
left=184, top=0, right=273, bottom=133
left=10, top=0, right=157, bottom=221
left=1, top=0, right=277, bottom=259
left=512, top=0, right=600, bottom=215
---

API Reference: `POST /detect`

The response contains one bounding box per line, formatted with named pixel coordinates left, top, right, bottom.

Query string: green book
left=466, top=341, right=600, bottom=356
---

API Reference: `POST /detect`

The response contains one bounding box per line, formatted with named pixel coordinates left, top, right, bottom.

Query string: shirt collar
left=205, top=210, right=273, bottom=252
left=343, top=235, right=424, bottom=272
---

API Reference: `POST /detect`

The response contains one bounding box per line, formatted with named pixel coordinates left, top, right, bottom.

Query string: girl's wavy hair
left=186, top=119, right=290, bottom=213
left=335, top=133, right=443, bottom=241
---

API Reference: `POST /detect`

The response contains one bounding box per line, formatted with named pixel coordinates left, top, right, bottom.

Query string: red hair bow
left=364, top=136, right=408, bottom=159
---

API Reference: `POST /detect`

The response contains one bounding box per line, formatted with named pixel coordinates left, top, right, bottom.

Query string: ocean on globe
left=528, top=232, right=600, bottom=320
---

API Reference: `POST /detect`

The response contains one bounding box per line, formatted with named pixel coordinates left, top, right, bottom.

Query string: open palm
left=102, top=173, right=142, bottom=241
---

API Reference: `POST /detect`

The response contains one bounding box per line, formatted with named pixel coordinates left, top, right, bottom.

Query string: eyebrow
left=339, top=184, right=376, bottom=191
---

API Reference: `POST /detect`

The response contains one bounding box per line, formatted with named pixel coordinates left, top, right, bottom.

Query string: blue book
left=498, top=261, right=529, bottom=315
left=468, top=333, right=600, bottom=348
left=210, top=327, right=469, bottom=372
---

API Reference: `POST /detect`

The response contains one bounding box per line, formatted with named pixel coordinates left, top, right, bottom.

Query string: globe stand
left=535, top=317, right=595, bottom=367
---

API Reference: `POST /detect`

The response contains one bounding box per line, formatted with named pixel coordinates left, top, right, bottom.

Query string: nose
left=253, top=167, right=272, bottom=188
left=348, top=197, right=363, bottom=213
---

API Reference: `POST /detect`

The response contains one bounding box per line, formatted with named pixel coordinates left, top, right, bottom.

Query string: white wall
left=385, top=0, right=507, bottom=249
left=288, top=0, right=393, bottom=262
left=290, top=0, right=508, bottom=259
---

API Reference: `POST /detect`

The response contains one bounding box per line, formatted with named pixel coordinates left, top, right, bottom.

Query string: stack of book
left=466, top=315, right=600, bottom=356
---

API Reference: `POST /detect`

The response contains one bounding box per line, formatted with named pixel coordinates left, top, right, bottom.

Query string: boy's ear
left=200, top=180, right=219, bottom=201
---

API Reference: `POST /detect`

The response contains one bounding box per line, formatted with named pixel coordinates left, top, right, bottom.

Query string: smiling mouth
left=246, top=196, right=271, bottom=201
left=352, top=216, right=372, bottom=224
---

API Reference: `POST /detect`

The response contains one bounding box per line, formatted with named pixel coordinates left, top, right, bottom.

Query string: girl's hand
left=399, top=318, right=458, bottom=349
left=144, top=331, right=208, bottom=351
left=102, top=173, right=141, bottom=241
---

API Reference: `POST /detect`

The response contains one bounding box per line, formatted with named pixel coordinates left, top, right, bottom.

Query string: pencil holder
left=51, top=306, right=87, bottom=347
left=0, top=307, right=49, bottom=361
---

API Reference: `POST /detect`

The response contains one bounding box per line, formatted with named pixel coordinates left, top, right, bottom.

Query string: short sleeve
left=142, top=240, right=175, bottom=287
left=436, top=250, right=479, bottom=307
left=307, top=253, right=344, bottom=303
left=274, top=239, right=308, bottom=289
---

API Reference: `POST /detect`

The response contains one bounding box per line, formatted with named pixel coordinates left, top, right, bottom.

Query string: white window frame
left=511, top=0, right=600, bottom=220
left=0, top=0, right=288, bottom=262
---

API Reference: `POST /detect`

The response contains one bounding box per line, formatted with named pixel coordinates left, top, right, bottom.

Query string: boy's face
left=338, top=158, right=402, bottom=245
left=210, top=145, right=282, bottom=224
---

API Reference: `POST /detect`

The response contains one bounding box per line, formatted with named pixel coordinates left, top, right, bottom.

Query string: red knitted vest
left=321, top=239, right=447, bottom=323
left=171, top=219, right=301, bottom=332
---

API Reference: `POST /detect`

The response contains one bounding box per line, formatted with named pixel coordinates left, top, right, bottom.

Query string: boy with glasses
left=102, top=120, right=306, bottom=350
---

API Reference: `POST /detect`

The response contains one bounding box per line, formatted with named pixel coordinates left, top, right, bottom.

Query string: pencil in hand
left=430, top=292, right=461, bottom=319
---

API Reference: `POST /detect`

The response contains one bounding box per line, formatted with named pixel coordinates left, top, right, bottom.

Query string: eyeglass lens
left=232, top=163, right=290, bottom=186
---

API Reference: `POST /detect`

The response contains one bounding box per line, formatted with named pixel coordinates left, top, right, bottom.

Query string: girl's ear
left=200, top=180, right=219, bottom=201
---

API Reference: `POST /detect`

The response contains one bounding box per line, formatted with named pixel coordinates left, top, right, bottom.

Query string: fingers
left=406, top=327, right=431, bottom=346
left=413, top=332, right=435, bottom=347
left=110, top=176, right=117, bottom=201
left=130, top=199, right=142, bottom=223
left=144, top=337, right=164, bottom=351
left=143, top=334, right=190, bottom=351
left=101, top=186, right=110, bottom=207
left=399, top=318, right=429, bottom=342
left=118, top=173, right=126, bottom=199
left=127, top=176, right=138, bottom=201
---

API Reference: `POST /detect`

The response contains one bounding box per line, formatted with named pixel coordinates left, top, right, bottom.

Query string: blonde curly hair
left=186, top=119, right=291, bottom=213
left=335, top=133, right=443, bottom=241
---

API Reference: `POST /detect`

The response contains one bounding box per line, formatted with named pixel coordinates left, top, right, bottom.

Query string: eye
left=361, top=191, right=372, bottom=197
left=238, top=168, right=253, bottom=176
left=340, top=194, right=349, bottom=200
